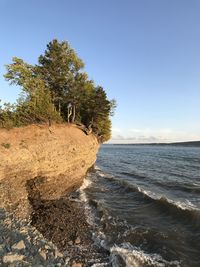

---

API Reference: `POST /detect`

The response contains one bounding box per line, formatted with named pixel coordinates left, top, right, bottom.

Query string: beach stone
left=0, top=243, right=5, bottom=250
left=39, top=250, right=47, bottom=260
left=65, top=257, right=70, bottom=264
left=0, top=244, right=5, bottom=257
left=8, top=262, right=29, bottom=267
left=3, top=253, right=25, bottom=263
left=12, top=240, right=25, bottom=250
left=19, top=227, right=28, bottom=234
left=0, top=236, right=4, bottom=243
left=45, top=244, right=51, bottom=250
left=75, top=236, right=81, bottom=245
left=55, top=249, right=63, bottom=258
left=71, top=263, right=82, bottom=267
left=68, top=240, right=73, bottom=246
left=4, top=218, right=12, bottom=226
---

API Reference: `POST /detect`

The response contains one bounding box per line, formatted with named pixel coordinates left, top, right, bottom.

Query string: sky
left=0, top=0, right=200, bottom=143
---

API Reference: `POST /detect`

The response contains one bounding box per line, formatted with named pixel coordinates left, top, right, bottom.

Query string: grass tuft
left=1, top=143, right=11, bottom=149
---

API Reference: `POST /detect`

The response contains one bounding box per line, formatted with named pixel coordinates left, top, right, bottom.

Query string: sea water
left=81, top=144, right=200, bottom=267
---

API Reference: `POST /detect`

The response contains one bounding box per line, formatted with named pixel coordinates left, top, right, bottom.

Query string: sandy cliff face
left=0, top=124, right=99, bottom=218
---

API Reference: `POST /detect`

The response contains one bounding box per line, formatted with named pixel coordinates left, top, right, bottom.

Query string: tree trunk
left=72, top=105, right=76, bottom=123
left=58, top=100, right=61, bottom=115
left=67, top=107, right=72, bottom=123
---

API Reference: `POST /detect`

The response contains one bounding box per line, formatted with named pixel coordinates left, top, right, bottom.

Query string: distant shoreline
left=106, top=141, right=200, bottom=147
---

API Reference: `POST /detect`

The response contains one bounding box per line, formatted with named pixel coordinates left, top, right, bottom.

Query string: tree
left=36, top=39, right=85, bottom=112
left=4, top=57, right=61, bottom=125
left=0, top=101, right=16, bottom=128
left=3, top=39, right=116, bottom=142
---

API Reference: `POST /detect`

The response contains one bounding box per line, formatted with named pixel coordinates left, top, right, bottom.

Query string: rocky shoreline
left=0, top=191, right=111, bottom=267
left=0, top=125, right=111, bottom=266
left=0, top=207, right=69, bottom=267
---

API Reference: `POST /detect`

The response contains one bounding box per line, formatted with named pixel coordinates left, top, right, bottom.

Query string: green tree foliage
left=3, top=57, right=62, bottom=126
left=36, top=39, right=86, bottom=113
left=0, top=101, right=16, bottom=128
left=3, top=39, right=116, bottom=142
left=37, top=40, right=84, bottom=92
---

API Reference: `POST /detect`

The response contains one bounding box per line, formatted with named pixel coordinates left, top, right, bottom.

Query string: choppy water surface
left=83, top=145, right=200, bottom=267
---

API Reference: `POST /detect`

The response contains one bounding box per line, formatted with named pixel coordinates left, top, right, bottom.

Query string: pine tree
left=3, top=39, right=116, bottom=142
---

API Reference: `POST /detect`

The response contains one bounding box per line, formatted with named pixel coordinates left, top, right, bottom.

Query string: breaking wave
left=111, top=243, right=180, bottom=267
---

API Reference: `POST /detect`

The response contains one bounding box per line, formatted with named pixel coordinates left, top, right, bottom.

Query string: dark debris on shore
left=0, top=190, right=111, bottom=267
left=30, top=192, right=111, bottom=266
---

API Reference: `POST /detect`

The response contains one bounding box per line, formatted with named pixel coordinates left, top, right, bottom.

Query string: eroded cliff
left=0, top=124, right=99, bottom=218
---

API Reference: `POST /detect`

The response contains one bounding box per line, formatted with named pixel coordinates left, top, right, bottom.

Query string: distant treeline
left=0, top=39, right=116, bottom=142
left=107, top=141, right=200, bottom=147
left=167, top=141, right=200, bottom=147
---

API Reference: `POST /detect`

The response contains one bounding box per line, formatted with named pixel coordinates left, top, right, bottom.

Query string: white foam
left=95, top=166, right=114, bottom=179
left=137, top=187, right=199, bottom=211
left=94, top=165, right=101, bottom=171
left=80, top=176, right=92, bottom=191
left=91, top=263, right=110, bottom=267
left=138, top=187, right=159, bottom=200
left=78, top=174, right=96, bottom=226
left=110, top=243, right=180, bottom=267
left=174, top=199, right=197, bottom=210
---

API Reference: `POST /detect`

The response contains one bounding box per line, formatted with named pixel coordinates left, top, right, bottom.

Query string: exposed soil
left=0, top=124, right=99, bottom=218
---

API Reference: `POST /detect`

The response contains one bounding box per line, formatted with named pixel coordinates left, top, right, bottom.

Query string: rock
left=4, top=218, right=12, bottom=226
left=45, top=244, right=51, bottom=250
left=8, top=261, right=29, bottom=267
left=3, top=253, right=25, bottom=263
left=19, top=227, right=28, bottom=234
left=75, top=237, right=81, bottom=245
left=5, top=243, right=12, bottom=252
left=68, top=240, right=73, bottom=246
left=0, top=244, right=5, bottom=251
left=65, top=258, right=70, bottom=264
left=71, top=263, right=82, bottom=267
left=39, top=250, right=47, bottom=260
left=54, top=249, right=63, bottom=258
left=0, top=236, right=4, bottom=244
left=0, top=244, right=5, bottom=257
left=12, top=240, right=25, bottom=250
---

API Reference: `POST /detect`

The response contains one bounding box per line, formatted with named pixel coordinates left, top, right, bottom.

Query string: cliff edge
left=0, top=124, right=99, bottom=218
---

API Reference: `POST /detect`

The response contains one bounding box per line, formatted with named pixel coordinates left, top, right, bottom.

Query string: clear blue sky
left=0, top=0, right=200, bottom=143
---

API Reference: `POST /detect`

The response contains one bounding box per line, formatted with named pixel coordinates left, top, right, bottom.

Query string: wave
left=119, top=171, right=149, bottom=180
left=79, top=167, right=200, bottom=266
left=120, top=170, right=200, bottom=195
left=152, top=180, right=200, bottom=195
left=93, top=171, right=200, bottom=226
left=110, top=243, right=180, bottom=267
left=79, top=174, right=111, bottom=249
left=137, top=187, right=199, bottom=211
left=79, top=175, right=97, bottom=226
left=138, top=187, right=200, bottom=225
left=101, top=172, right=199, bottom=211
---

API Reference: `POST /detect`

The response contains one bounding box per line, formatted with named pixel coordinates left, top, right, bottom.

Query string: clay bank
left=0, top=124, right=112, bottom=266
left=0, top=124, right=99, bottom=218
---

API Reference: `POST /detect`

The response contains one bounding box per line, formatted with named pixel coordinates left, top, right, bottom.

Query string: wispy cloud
left=109, top=128, right=200, bottom=144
